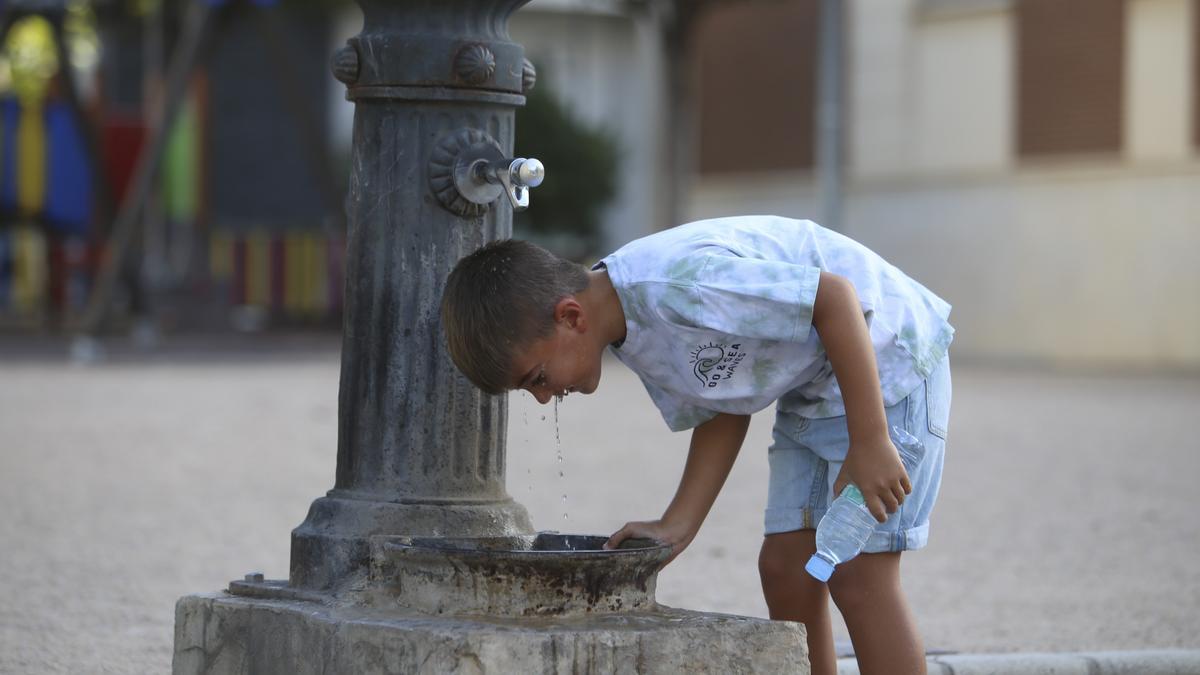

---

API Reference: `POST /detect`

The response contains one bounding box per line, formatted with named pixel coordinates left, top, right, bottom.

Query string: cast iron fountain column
left=289, top=0, right=538, bottom=591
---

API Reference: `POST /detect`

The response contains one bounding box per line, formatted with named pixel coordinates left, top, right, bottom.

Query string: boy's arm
left=604, top=412, right=750, bottom=563
left=812, top=270, right=909, bottom=523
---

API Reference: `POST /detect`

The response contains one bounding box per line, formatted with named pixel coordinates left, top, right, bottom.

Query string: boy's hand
left=604, top=413, right=748, bottom=567
left=812, top=272, right=911, bottom=523
left=832, top=433, right=911, bottom=523
left=604, top=517, right=697, bottom=565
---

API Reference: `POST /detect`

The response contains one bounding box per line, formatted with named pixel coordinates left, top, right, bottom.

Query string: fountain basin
left=368, top=533, right=671, bottom=617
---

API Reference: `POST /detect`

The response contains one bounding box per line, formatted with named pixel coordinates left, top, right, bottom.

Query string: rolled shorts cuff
left=763, top=507, right=931, bottom=553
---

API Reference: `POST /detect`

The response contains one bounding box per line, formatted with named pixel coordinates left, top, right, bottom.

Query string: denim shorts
left=764, top=355, right=951, bottom=553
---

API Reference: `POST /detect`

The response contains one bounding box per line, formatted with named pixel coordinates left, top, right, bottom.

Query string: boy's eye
left=533, top=369, right=547, bottom=387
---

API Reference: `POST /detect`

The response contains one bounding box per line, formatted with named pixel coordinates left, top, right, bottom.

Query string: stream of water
left=519, top=392, right=569, bottom=523
left=523, top=393, right=532, bottom=493
left=555, top=396, right=568, bottom=522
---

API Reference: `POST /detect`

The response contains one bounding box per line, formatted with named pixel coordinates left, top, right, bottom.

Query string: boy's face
left=509, top=310, right=602, bottom=405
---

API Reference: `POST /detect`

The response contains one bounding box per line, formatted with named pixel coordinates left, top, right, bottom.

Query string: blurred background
left=0, top=0, right=1194, bottom=368
left=1, top=0, right=1198, bottom=672
left=514, top=0, right=1200, bottom=370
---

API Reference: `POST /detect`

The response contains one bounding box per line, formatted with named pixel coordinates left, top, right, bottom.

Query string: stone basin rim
left=382, top=533, right=671, bottom=561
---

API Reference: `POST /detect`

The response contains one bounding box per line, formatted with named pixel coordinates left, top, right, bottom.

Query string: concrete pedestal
left=173, top=591, right=808, bottom=674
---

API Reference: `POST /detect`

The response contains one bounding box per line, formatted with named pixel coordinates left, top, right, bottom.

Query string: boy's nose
left=531, top=388, right=552, bottom=405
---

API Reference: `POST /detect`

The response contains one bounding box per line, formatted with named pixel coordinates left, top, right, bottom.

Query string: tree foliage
left=513, top=85, right=617, bottom=261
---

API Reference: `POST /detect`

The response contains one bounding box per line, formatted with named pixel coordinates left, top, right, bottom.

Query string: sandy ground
left=1, top=335, right=1198, bottom=674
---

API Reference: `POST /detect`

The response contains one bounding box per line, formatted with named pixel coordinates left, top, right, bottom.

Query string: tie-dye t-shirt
left=597, top=216, right=954, bottom=432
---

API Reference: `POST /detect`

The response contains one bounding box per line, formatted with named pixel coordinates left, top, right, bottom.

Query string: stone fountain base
left=173, top=592, right=808, bottom=674
left=174, top=535, right=808, bottom=673
left=175, top=533, right=806, bottom=667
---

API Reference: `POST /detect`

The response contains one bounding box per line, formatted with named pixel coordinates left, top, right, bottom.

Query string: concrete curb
left=836, top=649, right=1200, bottom=674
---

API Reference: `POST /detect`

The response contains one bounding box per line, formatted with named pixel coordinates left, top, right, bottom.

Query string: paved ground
left=1, top=334, right=1198, bottom=673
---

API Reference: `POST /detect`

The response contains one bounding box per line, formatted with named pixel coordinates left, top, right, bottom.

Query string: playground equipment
left=0, top=1, right=106, bottom=323
left=74, top=0, right=344, bottom=348
left=0, top=0, right=346, bottom=339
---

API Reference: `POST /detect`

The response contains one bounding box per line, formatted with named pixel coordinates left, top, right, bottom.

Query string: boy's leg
left=759, top=530, right=837, bottom=675
left=827, top=550, right=926, bottom=675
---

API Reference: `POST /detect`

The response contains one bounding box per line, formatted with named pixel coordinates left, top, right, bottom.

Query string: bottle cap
left=805, top=554, right=834, bottom=582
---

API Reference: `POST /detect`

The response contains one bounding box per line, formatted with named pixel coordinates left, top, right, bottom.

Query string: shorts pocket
left=925, top=359, right=951, bottom=440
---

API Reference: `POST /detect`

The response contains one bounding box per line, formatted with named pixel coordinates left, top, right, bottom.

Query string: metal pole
left=816, top=0, right=844, bottom=231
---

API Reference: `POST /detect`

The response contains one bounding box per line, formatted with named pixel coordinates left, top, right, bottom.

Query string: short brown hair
left=441, top=239, right=589, bottom=394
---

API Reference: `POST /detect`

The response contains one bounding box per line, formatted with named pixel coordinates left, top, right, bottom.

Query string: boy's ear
left=554, top=297, right=587, bottom=332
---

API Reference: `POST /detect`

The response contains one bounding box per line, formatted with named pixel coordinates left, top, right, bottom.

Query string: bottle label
left=843, top=484, right=865, bottom=506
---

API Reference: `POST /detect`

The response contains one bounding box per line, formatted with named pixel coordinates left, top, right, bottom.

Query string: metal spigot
left=430, top=129, right=547, bottom=216
left=475, top=157, right=545, bottom=210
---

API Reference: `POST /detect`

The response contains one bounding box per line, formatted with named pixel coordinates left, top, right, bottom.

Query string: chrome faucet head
left=501, top=158, right=545, bottom=211
left=511, top=158, right=544, bottom=188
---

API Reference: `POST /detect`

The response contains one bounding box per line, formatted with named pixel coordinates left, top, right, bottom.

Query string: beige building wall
left=511, top=0, right=670, bottom=256
left=689, top=0, right=1200, bottom=369
left=1126, top=0, right=1194, bottom=161
left=846, top=167, right=1200, bottom=367
left=850, top=0, right=914, bottom=178
left=910, top=5, right=1011, bottom=173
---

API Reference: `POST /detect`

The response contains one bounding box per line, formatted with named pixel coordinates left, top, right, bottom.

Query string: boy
left=441, top=216, right=952, bottom=675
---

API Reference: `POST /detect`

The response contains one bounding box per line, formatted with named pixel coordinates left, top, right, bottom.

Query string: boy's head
left=442, top=239, right=592, bottom=398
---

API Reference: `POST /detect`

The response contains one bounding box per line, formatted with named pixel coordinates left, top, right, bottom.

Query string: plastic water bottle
left=805, top=426, right=926, bottom=582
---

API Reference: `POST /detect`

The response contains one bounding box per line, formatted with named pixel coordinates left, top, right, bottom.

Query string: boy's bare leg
left=759, top=530, right=837, bottom=675
left=827, top=551, right=926, bottom=675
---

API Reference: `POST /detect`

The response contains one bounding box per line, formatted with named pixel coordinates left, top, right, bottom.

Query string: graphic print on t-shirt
left=689, top=342, right=747, bottom=388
